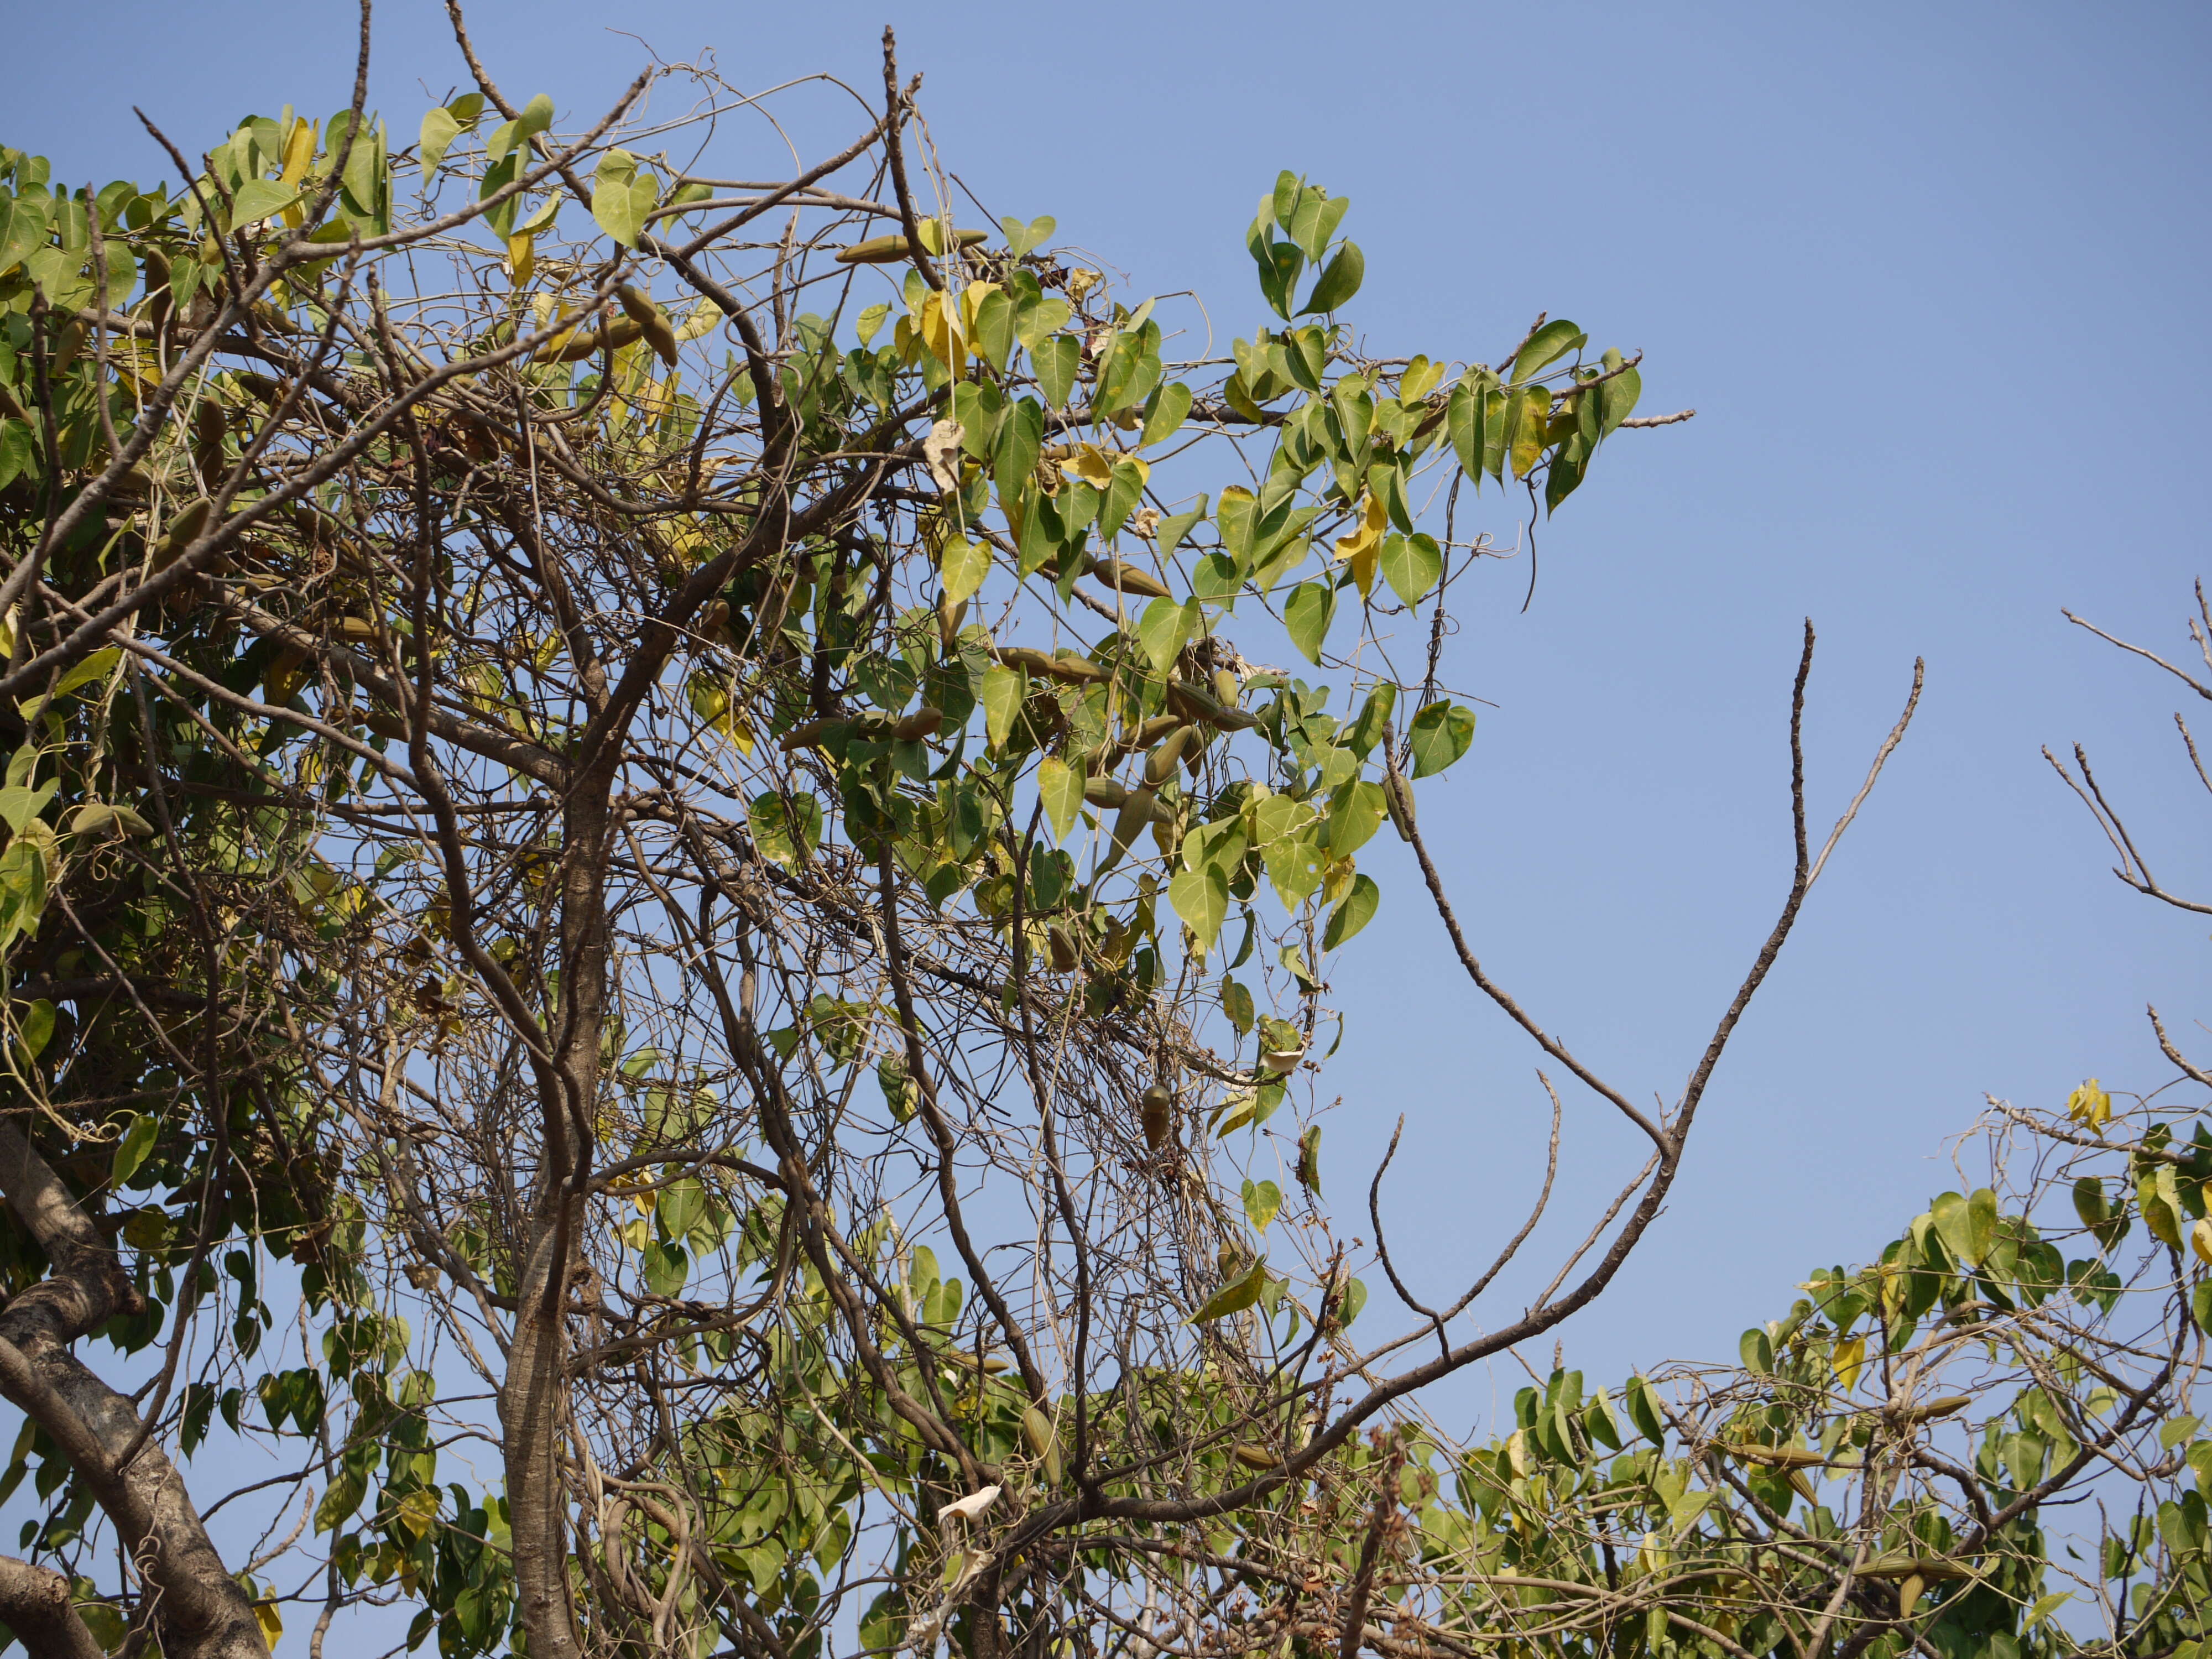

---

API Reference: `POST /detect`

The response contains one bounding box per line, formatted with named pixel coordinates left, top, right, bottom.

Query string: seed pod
left=1083, top=777, right=1129, bottom=810
left=192, top=399, right=228, bottom=489
left=1140, top=1083, right=1173, bottom=1150
left=535, top=312, right=643, bottom=363
left=697, top=599, right=730, bottom=644
left=1115, top=713, right=1181, bottom=763
left=1232, top=1443, right=1281, bottom=1471
left=336, top=615, right=381, bottom=644
left=1383, top=768, right=1417, bottom=842
left=1144, top=724, right=1195, bottom=786
left=1021, top=1404, right=1055, bottom=1459
left=1212, top=668, right=1241, bottom=709
left=779, top=718, right=852, bottom=752
left=894, top=707, right=944, bottom=742
left=49, top=320, right=87, bottom=379
left=1084, top=556, right=1172, bottom=600
left=937, top=589, right=967, bottom=652
left=1109, top=786, right=1158, bottom=860
left=617, top=285, right=681, bottom=368
left=1022, top=1404, right=1063, bottom=1483
left=836, top=228, right=989, bottom=265
left=1048, top=651, right=1107, bottom=685
left=152, top=499, right=213, bottom=571
left=1047, top=924, right=1079, bottom=973
left=1890, top=1395, right=1973, bottom=1425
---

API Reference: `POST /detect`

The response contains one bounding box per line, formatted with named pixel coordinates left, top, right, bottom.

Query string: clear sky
left=10, top=0, right=2211, bottom=1420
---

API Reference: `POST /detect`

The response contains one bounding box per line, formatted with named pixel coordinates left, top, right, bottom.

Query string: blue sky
left=11, top=0, right=2211, bottom=1418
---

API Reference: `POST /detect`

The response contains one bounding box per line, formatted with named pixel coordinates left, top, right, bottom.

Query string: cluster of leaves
left=0, top=20, right=2197, bottom=1659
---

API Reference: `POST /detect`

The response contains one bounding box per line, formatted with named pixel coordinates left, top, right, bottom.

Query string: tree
left=0, top=9, right=2203, bottom=1659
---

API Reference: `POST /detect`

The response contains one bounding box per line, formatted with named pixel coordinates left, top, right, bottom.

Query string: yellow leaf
left=673, top=299, right=722, bottom=342
left=281, top=117, right=316, bottom=185
left=507, top=232, right=535, bottom=289
left=2194, top=1219, right=2212, bottom=1267
left=1060, top=442, right=1117, bottom=491
left=253, top=1598, right=284, bottom=1650
left=960, top=280, right=1002, bottom=333
left=1332, top=492, right=1387, bottom=597
left=917, top=291, right=964, bottom=376
left=2066, top=1077, right=2112, bottom=1130
left=1832, top=1334, right=1865, bottom=1391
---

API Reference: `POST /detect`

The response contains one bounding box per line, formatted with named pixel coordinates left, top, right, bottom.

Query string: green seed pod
left=1144, top=725, right=1195, bottom=786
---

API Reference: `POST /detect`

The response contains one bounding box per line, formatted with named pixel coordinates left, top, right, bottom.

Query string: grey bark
left=0, top=1553, right=104, bottom=1659
left=0, top=1119, right=268, bottom=1659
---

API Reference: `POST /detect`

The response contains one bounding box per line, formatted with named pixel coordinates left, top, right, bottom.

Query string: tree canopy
left=0, top=12, right=2205, bottom=1659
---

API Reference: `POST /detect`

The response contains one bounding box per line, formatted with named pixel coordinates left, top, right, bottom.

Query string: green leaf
left=972, top=289, right=1015, bottom=372
left=112, top=1113, right=158, bottom=1186
left=0, top=779, right=55, bottom=835
left=1033, top=335, right=1079, bottom=408
left=1000, top=214, right=1056, bottom=258
left=1139, top=380, right=1192, bottom=450
left=1137, top=596, right=1201, bottom=671
left=1256, top=241, right=1303, bottom=320
left=41, top=646, right=121, bottom=708
left=1243, top=1178, right=1282, bottom=1233
left=1584, top=1387, right=1624, bottom=1451
left=747, top=792, right=820, bottom=869
left=1220, top=976, right=1254, bottom=1035
left=1036, top=757, right=1082, bottom=844
left=1968, top=1186, right=1998, bottom=1261
left=227, top=179, right=299, bottom=227
left=2025, top=1593, right=2071, bottom=1631
left=1153, top=497, right=1208, bottom=556
left=1740, top=1327, right=1773, bottom=1374
left=660, top=1178, right=705, bottom=1241
left=1344, top=686, right=1396, bottom=759
left=1407, top=701, right=1474, bottom=778
left=1168, top=864, right=1230, bottom=950
left=643, top=1239, right=688, bottom=1297
left=1291, top=193, right=1350, bottom=263
left=1511, top=319, right=1584, bottom=385
left=1380, top=533, right=1443, bottom=608
left=315, top=1467, right=367, bottom=1533
left=1625, top=1374, right=1666, bottom=1444
left=1188, top=1259, right=1267, bottom=1323
left=1599, top=363, right=1641, bottom=437
left=420, top=107, right=463, bottom=176
left=980, top=665, right=1025, bottom=749
left=1015, top=296, right=1072, bottom=352
left=1262, top=828, right=1324, bottom=912
left=1300, top=242, right=1364, bottom=315
left=0, top=421, right=35, bottom=492
left=939, top=538, right=989, bottom=606
left=1322, top=874, right=1379, bottom=950
left=16, top=999, right=52, bottom=1062
left=1336, top=1276, right=1367, bottom=1326
left=0, top=196, right=49, bottom=279
left=1284, top=581, right=1334, bottom=665
left=592, top=149, right=658, bottom=247
left=1930, top=1191, right=1975, bottom=1266
left=1324, top=782, right=1386, bottom=857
